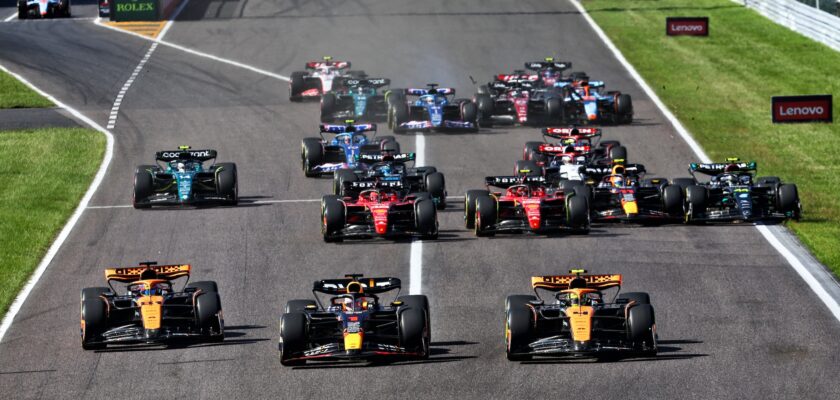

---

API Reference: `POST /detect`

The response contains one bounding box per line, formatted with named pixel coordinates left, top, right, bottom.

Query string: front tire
left=279, top=313, right=308, bottom=366
left=474, top=195, right=497, bottom=237
left=301, top=138, right=324, bottom=177
left=505, top=295, right=535, bottom=361
left=321, top=195, right=345, bottom=242
left=464, top=190, right=490, bottom=229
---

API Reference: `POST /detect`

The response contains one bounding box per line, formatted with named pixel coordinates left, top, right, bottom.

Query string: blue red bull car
left=387, top=84, right=478, bottom=132
left=18, top=0, right=70, bottom=18
left=301, top=122, right=401, bottom=177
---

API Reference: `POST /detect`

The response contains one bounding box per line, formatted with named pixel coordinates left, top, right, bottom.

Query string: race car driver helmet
left=609, top=175, right=625, bottom=187
left=738, top=174, right=752, bottom=185
left=376, top=164, right=392, bottom=175
left=511, top=185, right=529, bottom=197
left=561, top=155, right=574, bottom=165
left=176, top=162, right=187, bottom=172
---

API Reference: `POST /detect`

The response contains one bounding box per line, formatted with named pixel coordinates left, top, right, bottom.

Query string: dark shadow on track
left=290, top=341, right=477, bottom=369
left=519, top=338, right=706, bottom=364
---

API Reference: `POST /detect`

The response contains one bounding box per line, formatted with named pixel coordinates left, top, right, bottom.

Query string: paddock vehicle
left=553, top=75, right=633, bottom=124
left=387, top=84, right=478, bottom=132
left=80, top=262, right=224, bottom=349
left=279, top=275, right=430, bottom=365
left=301, top=122, right=401, bottom=177
left=321, top=180, right=438, bottom=242
left=505, top=269, right=657, bottom=360
left=679, top=159, right=801, bottom=223
left=333, top=153, right=447, bottom=209
left=321, top=77, right=391, bottom=123
left=18, top=0, right=70, bottom=19
left=585, top=163, right=685, bottom=223
left=133, top=146, right=238, bottom=208
left=289, top=57, right=363, bottom=101
left=521, top=127, right=628, bottom=173
left=464, top=175, right=590, bottom=236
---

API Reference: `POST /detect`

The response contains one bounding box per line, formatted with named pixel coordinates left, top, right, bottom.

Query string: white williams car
left=18, top=0, right=70, bottom=19
left=288, top=56, right=365, bottom=102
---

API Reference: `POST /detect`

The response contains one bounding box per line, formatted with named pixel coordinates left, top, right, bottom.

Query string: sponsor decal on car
left=666, top=17, right=709, bottom=36
left=771, top=95, right=832, bottom=123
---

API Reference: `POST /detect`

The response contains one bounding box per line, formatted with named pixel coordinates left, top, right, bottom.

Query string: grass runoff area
left=0, top=69, right=53, bottom=108
left=0, top=116, right=104, bottom=318
left=581, top=0, right=840, bottom=276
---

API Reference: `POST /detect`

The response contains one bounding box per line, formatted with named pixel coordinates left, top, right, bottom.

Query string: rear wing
left=689, top=161, right=756, bottom=175
left=357, top=153, right=416, bottom=163
left=336, top=77, right=390, bottom=88
left=344, top=179, right=404, bottom=191
left=320, top=123, right=377, bottom=134
left=542, top=127, right=601, bottom=139
left=531, top=274, right=621, bottom=291
left=313, top=276, right=401, bottom=295
left=495, top=74, right=539, bottom=83
left=524, top=60, right=572, bottom=71
left=105, top=264, right=191, bottom=283
left=306, top=60, right=350, bottom=70
left=485, top=175, right=546, bottom=188
left=584, top=163, right=646, bottom=177
left=406, top=87, right=455, bottom=96
left=155, top=149, right=217, bottom=162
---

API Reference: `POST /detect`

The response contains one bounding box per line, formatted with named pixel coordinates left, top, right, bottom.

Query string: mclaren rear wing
left=531, top=274, right=622, bottom=291
left=105, top=263, right=191, bottom=283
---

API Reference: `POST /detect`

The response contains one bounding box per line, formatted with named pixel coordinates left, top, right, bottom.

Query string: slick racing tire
left=641, top=177, right=668, bottom=189
left=464, top=190, right=490, bottom=229
left=391, top=103, right=409, bottom=133
left=81, top=297, right=107, bottom=350
left=566, top=193, right=590, bottom=233
left=215, top=163, right=239, bottom=205
left=475, top=93, right=494, bottom=126
left=415, top=198, right=439, bottom=240
left=346, top=70, right=366, bottom=78
left=474, top=195, right=497, bottom=237
left=133, top=167, right=154, bottom=209
left=615, top=94, right=633, bottom=124
left=461, top=101, right=478, bottom=130
left=59, top=0, right=70, bottom=17
left=627, top=304, right=656, bottom=356
left=284, top=300, right=316, bottom=313
left=560, top=180, right=592, bottom=204
left=545, top=98, right=563, bottom=124
left=279, top=312, right=308, bottom=366
left=670, top=177, right=696, bottom=191
left=332, top=169, right=357, bottom=196
left=321, top=195, right=345, bottom=242
left=81, top=287, right=110, bottom=303
left=609, top=145, right=628, bottom=162
left=17, top=0, right=26, bottom=19
left=301, top=138, right=324, bottom=177
left=320, top=93, right=337, bottom=122
left=523, top=141, right=544, bottom=162
left=425, top=172, right=446, bottom=210
left=599, top=140, right=620, bottom=149
left=505, top=295, right=536, bottom=361
left=379, top=136, right=401, bottom=153
left=196, top=291, right=224, bottom=341
left=397, top=295, right=430, bottom=359
left=514, top=160, right=541, bottom=177
left=289, top=72, right=307, bottom=102
left=756, top=176, right=781, bottom=188
left=685, top=185, right=707, bottom=223
left=385, top=89, right=406, bottom=110
left=618, top=292, right=651, bottom=305
left=476, top=85, right=491, bottom=95
left=187, top=281, right=219, bottom=294
left=777, top=184, right=799, bottom=215
left=662, top=184, right=685, bottom=218
left=399, top=306, right=428, bottom=358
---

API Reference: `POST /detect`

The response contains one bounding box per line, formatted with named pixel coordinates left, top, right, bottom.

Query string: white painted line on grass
left=3, top=12, right=16, bottom=22
left=409, top=133, right=427, bottom=295
left=570, top=0, right=840, bottom=323
left=107, top=42, right=159, bottom=129
left=0, top=64, right=114, bottom=342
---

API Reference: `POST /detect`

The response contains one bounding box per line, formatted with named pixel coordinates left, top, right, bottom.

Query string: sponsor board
left=111, top=0, right=159, bottom=21
left=666, top=17, right=709, bottom=36
left=772, top=95, right=832, bottom=123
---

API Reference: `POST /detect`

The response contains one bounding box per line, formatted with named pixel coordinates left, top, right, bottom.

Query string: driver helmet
left=423, top=96, right=435, bottom=105
left=377, top=164, right=392, bottom=175
left=176, top=162, right=186, bottom=172
left=368, top=191, right=380, bottom=202
left=610, top=175, right=625, bottom=187
left=561, top=155, right=574, bottom=165
left=738, top=175, right=752, bottom=185
left=514, top=186, right=529, bottom=197
left=532, top=186, right=545, bottom=196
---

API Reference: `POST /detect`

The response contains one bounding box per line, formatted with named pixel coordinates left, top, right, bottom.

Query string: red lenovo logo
left=772, top=95, right=833, bottom=123
left=666, top=17, right=709, bottom=36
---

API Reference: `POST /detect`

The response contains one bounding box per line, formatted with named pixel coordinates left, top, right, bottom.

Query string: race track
left=1, top=1, right=839, bottom=398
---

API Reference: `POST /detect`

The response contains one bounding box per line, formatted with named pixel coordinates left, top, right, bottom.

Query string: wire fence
left=743, top=0, right=840, bottom=51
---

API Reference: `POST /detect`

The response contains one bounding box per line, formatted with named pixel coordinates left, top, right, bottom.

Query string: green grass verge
left=0, top=69, right=54, bottom=109
left=581, top=0, right=840, bottom=276
left=0, top=128, right=105, bottom=316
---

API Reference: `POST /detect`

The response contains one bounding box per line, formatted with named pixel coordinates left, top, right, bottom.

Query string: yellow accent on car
left=623, top=201, right=639, bottom=215
left=344, top=333, right=362, bottom=350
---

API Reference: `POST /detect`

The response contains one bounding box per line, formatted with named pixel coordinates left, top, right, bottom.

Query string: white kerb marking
left=3, top=12, right=16, bottom=22
left=107, top=42, right=159, bottom=129
left=409, top=133, right=426, bottom=295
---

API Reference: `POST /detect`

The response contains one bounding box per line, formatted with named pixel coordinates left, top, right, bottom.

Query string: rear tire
left=279, top=313, right=308, bottom=366
left=523, top=141, right=544, bottom=162
left=18, top=0, right=27, bottom=19
left=81, top=287, right=110, bottom=303
left=133, top=168, right=153, bottom=209
left=320, top=93, right=337, bottom=122
left=618, top=292, right=650, bottom=304
left=425, top=172, right=446, bottom=210
left=215, top=163, right=238, bottom=205
left=474, top=195, right=497, bottom=237
left=514, top=159, right=541, bottom=176
left=415, top=198, right=438, bottom=239
left=475, top=94, right=494, bottom=126
left=662, top=185, right=684, bottom=217
left=685, top=185, right=707, bottom=223
left=609, top=145, right=627, bottom=162
left=284, top=299, right=317, bottom=313
left=186, top=281, right=219, bottom=294
left=546, top=98, right=563, bottom=124
left=615, top=94, right=633, bottom=124
left=670, top=177, right=695, bottom=191
left=196, top=291, right=224, bottom=341
left=333, top=169, right=357, bottom=196
left=301, top=138, right=324, bottom=177
left=777, top=184, right=799, bottom=214
left=567, top=194, right=590, bottom=232
left=397, top=295, right=430, bottom=359
left=465, top=190, right=490, bottom=229
left=627, top=304, right=656, bottom=355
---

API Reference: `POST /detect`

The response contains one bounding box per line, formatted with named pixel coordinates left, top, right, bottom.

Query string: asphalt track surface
left=1, top=1, right=839, bottom=399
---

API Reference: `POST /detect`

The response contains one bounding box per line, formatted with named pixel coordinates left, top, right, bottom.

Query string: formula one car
left=279, top=275, right=430, bottom=365
left=321, top=180, right=438, bottom=241
left=333, top=152, right=447, bottom=209
left=553, top=74, right=633, bottom=124
left=18, top=0, right=70, bottom=19
left=289, top=57, right=364, bottom=101
left=523, top=57, right=573, bottom=87
left=301, top=122, right=401, bottom=177
left=464, top=174, right=590, bottom=236
left=505, top=269, right=656, bottom=360
left=321, top=77, right=391, bottom=122
left=679, top=158, right=801, bottom=223
left=387, top=84, right=478, bottom=132
left=474, top=79, right=566, bottom=126
left=585, top=163, right=685, bottom=223
left=522, top=127, right=627, bottom=172
left=80, top=262, right=224, bottom=349
left=133, top=146, right=238, bottom=208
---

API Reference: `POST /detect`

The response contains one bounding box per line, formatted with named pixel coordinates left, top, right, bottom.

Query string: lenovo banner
left=772, top=95, right=833, bottom=123
left=666, top=17, right=709, bottom=36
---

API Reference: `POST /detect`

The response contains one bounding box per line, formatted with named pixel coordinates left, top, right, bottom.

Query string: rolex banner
left=111, top=0, right=159, bottom=21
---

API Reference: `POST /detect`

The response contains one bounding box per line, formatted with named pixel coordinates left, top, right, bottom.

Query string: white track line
left=409, top=134, right=427, bottom=295
left=0, top=65, right=114, bottom=342
left=570, top=0, right=840, bottom=323
left=157, top=0, right=190, bottom=39
left=3, top=12, right=16, bottom=22
left=107, top=42, right=158, bottom=129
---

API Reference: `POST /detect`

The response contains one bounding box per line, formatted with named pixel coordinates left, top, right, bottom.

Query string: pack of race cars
left=99, top=56, right=801, bottom=365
